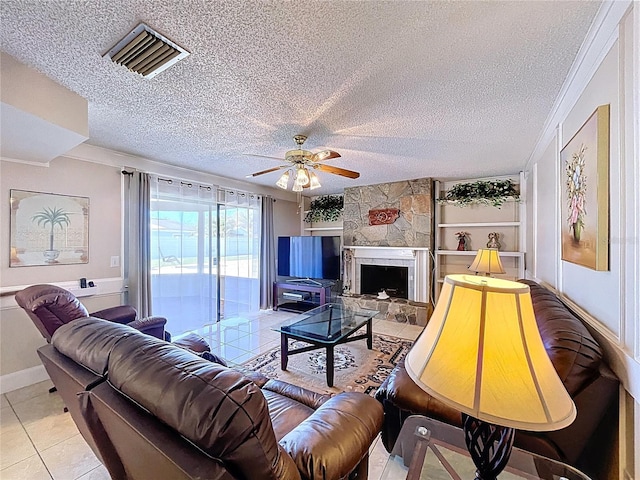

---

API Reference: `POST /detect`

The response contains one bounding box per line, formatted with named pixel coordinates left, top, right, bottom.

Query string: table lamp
left=469, top=248, right=505, bottom=276
left=405, top=275, right=576, bottom=480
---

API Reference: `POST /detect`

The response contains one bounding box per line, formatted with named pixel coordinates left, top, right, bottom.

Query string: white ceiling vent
left=104, top=23, right=189, bottom=78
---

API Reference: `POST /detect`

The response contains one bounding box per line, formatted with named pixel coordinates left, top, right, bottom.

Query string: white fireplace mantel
left=343, top=246, right=431, bottom=303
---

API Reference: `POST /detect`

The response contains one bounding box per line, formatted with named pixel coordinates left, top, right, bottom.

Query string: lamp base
left=462, top=414, right=515, bottom=480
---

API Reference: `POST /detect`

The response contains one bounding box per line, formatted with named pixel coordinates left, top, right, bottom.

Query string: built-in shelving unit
left=434, top=173, right=526, bottom=299
left=300, top=196, right=344, bottom=236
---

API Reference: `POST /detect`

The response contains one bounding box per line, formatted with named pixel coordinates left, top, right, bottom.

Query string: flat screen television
left=277, top=236, right=341, bottom=281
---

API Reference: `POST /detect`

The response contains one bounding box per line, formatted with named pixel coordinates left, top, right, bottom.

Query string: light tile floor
left=0, top=309, right=423, bottom=480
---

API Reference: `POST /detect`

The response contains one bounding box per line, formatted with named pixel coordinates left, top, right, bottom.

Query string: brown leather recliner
left=15, top=284, right=168, bottom=341
left=375, top=279, right=619, bottom=477
left=39, top=317, right=383, bottom=480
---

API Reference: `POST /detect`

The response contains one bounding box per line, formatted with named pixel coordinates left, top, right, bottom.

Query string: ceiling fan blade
left=312, top=150, right=341, bottom=162
left=315, top=164, right=360, bottom=179
left=245, top=165, right=289, bottom=178
left=243, top=153, right=284, bottom=161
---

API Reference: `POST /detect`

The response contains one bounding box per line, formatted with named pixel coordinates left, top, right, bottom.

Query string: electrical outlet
left=110, top=256, right=120, bottom=268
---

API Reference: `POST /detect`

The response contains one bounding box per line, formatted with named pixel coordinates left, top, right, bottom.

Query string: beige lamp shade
left=469, top=248, right=505, bottom=275
left=405, top=275, right=576, bottom=431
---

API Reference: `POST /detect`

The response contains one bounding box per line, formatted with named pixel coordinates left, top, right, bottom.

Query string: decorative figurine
left=456, top=231, right=468, bottom=251
left=487, top=232, right=501, bottom=250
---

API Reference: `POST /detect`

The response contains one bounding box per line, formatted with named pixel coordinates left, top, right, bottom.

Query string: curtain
left=149, top=177, right=217, bottom=334
left=124, top=171, right=152, bottom=317
left=260, top=196, right=276, bottom=309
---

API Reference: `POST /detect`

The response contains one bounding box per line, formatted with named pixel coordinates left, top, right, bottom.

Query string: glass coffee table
left=381, top=416, right=591, bottom=480
left=273, top=302, right=378, bottom=387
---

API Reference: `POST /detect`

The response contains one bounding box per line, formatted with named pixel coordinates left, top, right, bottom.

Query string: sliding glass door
left=149, top=179, right=217, bottom=334
left=218, top=189, right=261, bottom=319
left=149, top=180, right=261, bottom=335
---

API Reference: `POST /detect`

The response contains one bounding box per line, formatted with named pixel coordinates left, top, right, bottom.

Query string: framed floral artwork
left=10, top=190, right=89, bottom=267
left=560, top=104, right=609, bottom=270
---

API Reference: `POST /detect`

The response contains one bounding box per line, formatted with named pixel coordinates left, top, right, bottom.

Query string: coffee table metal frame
left=274, top=303, right=377, bottom=387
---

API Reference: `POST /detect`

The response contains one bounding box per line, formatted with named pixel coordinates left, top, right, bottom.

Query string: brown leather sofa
left=375, top=279, right=619, bottom=476
left=38, top=317, right=383, bottom=480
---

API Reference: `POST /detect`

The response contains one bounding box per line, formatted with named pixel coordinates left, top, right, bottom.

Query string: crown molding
left=0, top=156, right=50, bottom=167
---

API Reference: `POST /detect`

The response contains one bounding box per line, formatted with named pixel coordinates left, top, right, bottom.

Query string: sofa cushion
left=518, top=280, right=603, bottom=395
left=51, top=317, right=137, bottom=376
left=106, top=332, right=300, bottom=480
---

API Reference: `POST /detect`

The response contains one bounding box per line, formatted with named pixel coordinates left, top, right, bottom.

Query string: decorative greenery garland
left=437, top=179, right=519, bottom=208
left=304, top=195, right=344, bottom=223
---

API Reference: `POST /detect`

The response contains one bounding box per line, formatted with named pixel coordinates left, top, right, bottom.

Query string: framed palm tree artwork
left=10, top=190, right=89, bottom=267
left=560, top=104, right=609, bottom=271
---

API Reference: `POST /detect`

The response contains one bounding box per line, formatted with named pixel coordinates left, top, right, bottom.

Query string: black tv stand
left=273, top=280, right=332, bottom=313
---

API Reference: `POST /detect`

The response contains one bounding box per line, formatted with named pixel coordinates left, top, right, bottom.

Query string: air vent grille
left=104, top=23, right=189, bottom=78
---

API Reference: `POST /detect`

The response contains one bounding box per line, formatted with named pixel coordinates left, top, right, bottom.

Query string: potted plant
left=32, top=206, right=70, bottom=262
left=437, top=179, right=519, bottom=208
left=304, top=195, right=344, bottom=223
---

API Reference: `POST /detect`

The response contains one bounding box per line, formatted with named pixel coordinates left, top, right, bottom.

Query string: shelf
left=434, top=174, right=526, bottom=301
left=273, top=280, right=332, bottom=312
left=300, top=197, right=344, bottom=237
left=303, top=227, right=343, bottom=231
left=436, top=250, right=524, bottom=257
left=276, top=301, right=320, bottom=313
left=437, top=222, right=520, bottom=228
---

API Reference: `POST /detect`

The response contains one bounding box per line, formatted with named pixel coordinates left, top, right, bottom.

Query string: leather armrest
left=232, top=366, right=270, bottom=388
left=91, top=305, right=137, bottom=324
left=280, top=392, right=383, bottom=480
left=172, top=333, right=210, bottom=353
left=127, top=316, right=167, bottom=339
left=262, top=379, right=332, bottom=410
left=376, top=359, right=462, bottom=427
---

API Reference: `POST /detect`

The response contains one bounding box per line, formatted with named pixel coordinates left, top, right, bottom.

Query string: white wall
left=561, top=43, right=622, bottom=337
left=525, top=2, right=639, bottom=478
left=0, top=155, right=124, bottom=391
left=1, top=156, right=122, bottom=286
left=273, top=198, right=302, bottom=238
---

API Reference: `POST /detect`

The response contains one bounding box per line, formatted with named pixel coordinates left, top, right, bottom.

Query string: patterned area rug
left=241, top=334, right=413, bottom=396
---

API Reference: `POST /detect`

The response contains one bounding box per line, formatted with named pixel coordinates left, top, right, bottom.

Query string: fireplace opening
left=360, top=265, right=409, bottom=299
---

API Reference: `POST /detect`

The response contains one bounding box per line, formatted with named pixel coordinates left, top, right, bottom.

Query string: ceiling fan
left=245, top=135, right=360, bottom=191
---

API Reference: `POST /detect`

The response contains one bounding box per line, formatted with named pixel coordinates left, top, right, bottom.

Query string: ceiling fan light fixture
left=246, top=134, right=358, bottom=191
left=295, top=167, right=310, bottom=186
left=309, top=171, right=321, bottom=190
left=276, top=170, right=290, bottom=189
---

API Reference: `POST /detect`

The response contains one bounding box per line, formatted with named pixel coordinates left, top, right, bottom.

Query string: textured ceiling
left=0, top=1, right=600, bottom=195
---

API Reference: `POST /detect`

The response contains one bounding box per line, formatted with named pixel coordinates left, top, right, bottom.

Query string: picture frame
left=560, top=104, right=609, bottom=271
left=10, top=190, right=89, bottom=267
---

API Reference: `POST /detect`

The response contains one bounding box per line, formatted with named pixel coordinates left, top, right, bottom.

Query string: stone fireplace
left=341, top=177, right=434, bottom=304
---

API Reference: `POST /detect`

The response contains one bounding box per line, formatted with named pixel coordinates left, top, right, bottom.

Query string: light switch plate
left=110, top=256, right=120, bottom=267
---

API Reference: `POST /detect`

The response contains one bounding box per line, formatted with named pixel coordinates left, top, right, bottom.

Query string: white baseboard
left=0, top=365, right=50, bottom=394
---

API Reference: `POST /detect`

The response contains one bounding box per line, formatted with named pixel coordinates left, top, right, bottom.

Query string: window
left=149, top=179, right=261, bottom=335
